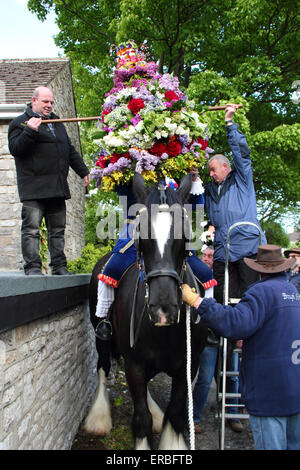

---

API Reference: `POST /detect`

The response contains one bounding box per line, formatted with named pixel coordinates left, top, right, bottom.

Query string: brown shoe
left=228, top=419, right=244, bottom=433
left=194, top=423, right=203, bottom=434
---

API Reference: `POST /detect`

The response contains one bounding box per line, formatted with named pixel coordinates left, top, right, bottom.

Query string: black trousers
left=21, top=198, right=67, bottom=273
left=213, top=255, right=260, bottom=304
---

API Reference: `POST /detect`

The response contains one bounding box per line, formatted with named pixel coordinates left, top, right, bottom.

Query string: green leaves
left=27, top=0, right=300, bottom=223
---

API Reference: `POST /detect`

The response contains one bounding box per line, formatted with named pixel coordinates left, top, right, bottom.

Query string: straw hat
left=244, top=244, right=295, bottom=274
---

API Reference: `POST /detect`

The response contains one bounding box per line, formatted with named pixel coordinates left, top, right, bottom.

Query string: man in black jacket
left=8, top=86, right=90, bottom=275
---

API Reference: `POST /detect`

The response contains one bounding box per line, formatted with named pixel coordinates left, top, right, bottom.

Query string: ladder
left=217, top=222, right=263, bottom=450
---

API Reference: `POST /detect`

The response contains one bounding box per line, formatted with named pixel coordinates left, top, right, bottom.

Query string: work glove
left=182, top=284, right=200, bottom=307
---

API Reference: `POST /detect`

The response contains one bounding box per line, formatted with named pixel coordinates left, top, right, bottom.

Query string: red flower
left=197, top=137, right=208, bottom=150
left=149, top=142, right=168, bottom=156
left=101, top=108, right=110, bottom=122
left=165, top=90, right=179, bottom=102
left=122, top=152, right=131, bottom=159
left=127, top=98, right=145, bottom=115
left=167, top=139, right=182, bottom=157
left=95, top=156, right=107, bottom=168
left=110, top=152, right=120, bottom=164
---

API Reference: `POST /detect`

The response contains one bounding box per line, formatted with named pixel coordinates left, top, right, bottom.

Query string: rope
left=186, top=305, right=195, bottom=450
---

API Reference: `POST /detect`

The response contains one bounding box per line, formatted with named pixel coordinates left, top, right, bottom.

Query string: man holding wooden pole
left=8, top=86, right=90, bottom=276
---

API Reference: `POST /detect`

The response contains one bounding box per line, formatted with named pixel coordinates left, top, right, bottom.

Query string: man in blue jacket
left=182, top=244, right=300, bottom=450
left=205, top=104, right=266, bottom=304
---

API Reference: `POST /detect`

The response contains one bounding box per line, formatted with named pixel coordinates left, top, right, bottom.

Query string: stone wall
left=0, top=121, right=22, bottom=270
left=0, top=302, right=97, bottom=450
left=0, top=61, right=88, bottom=271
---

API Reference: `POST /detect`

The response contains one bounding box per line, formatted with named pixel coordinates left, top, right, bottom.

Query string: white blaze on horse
left=83, top=173, right=208, bottom=450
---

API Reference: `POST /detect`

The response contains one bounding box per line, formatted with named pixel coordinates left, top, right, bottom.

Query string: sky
left=0, top=0, right=63, bottom=59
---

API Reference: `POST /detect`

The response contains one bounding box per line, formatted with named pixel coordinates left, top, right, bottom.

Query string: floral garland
left=91, top=42, right=213, bottom=192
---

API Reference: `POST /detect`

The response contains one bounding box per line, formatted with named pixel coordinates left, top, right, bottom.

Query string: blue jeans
left=249, top=414, right=300, bottom=450
left=193, top=346, right=218, bottom=423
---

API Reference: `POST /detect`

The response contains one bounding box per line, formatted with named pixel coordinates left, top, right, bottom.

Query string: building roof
left=0, top=58, right=69, bottom=105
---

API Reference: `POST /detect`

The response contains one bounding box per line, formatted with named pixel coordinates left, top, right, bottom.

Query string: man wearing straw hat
left=8, top=86, right=90, bottom=276
left=182, top=244, right=300, bottom=450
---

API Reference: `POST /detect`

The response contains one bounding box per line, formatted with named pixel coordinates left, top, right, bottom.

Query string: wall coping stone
left=0, top=271, right=91, bottom=297
left=0, top=272, right=92, bottom=334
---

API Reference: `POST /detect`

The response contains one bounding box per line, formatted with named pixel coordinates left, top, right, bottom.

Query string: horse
left=83, top=173, right=208, bottom=450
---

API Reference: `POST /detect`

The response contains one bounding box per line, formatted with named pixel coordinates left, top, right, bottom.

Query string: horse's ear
left=177, top=174, right=192, bottom=203
left=132, top=172, right=148, bottom=204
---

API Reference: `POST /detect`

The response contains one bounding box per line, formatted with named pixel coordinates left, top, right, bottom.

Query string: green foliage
left=28, top=0, right=300, bottom=225
left=67, top=242, right=113, bottom=273
left=39, top=218, right=49, bottom=273
left=260, top=220, right=291, bottom=247
left=85, top=186, right=120, bottom=245
left=101, top=425, right=134, bottom=450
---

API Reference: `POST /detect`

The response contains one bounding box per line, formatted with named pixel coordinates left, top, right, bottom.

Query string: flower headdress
left=91, top=41, right=213, bottom=192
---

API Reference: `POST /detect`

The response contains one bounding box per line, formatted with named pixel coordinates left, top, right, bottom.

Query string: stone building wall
left=0, top=60, right=88, bottom=271
left=0, top=122, right=22, bottom=270
left=0, top=302, right=97, bottom=450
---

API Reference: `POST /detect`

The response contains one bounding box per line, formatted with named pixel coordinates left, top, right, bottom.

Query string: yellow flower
left=111, top=171, right=124, bottom=184
left=141, top=170, right=158, bottom=184
left=102, top=176, right=116, bottom=192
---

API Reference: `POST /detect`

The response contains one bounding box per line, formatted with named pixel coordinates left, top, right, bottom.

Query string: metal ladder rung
left=220, top=371, right=239, bottom=376
left=224, top=413, right=249, bottom=420
left=218, top=392, right=242, bottom=399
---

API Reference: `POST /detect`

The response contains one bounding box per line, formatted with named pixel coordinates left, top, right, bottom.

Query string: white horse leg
left=83, top=368, right=112, bottom=435
left=147, top=389, right=164, bottom=434
left=158, top=421, right=187, bottom=450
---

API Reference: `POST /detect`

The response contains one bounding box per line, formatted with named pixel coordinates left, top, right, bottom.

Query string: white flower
left=103, top=134, right=125, bottom=147
left=165, top=122, right=177, bottom=133
left=175, top=126, right=187, bottom=135
left=135, top=121, right=144, bottom=132
left=116, top=86, right=136, bottom=101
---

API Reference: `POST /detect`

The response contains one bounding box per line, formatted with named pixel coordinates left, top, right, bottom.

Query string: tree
left=260, top=220, right=290, bottom=247
left=28, top=0, right=300, bottom=225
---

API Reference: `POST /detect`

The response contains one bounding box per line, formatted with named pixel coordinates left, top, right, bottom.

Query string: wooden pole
left=41, top=116, right=101, bottom=124
left=39, top=104, right=243, bottom=124
left=208, top=104, right=243, bottom=111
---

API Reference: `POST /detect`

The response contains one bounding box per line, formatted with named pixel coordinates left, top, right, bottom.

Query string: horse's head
left=132, top=173, right=192, bottom=326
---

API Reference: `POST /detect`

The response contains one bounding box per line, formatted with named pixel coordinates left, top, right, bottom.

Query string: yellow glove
left=182, top=284, right=200, bottom=307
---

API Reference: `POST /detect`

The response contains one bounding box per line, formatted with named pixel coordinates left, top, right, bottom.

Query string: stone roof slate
left=0, top=58, right=69, bottom=104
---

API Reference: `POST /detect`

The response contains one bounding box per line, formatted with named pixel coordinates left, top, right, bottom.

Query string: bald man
left=8, top=87, right=90, bottom=276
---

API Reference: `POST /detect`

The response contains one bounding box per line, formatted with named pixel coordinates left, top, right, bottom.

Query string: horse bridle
left=134, top=191, right=190, bottom=319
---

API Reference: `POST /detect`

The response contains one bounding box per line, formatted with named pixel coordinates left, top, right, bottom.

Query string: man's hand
left=225, top=103, right=239, bottom=121
left=182, top=284, right=201, bottom=307
left=26, top=117, right=42, bottom=132
left=83, top=174, right=90, bottom=187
